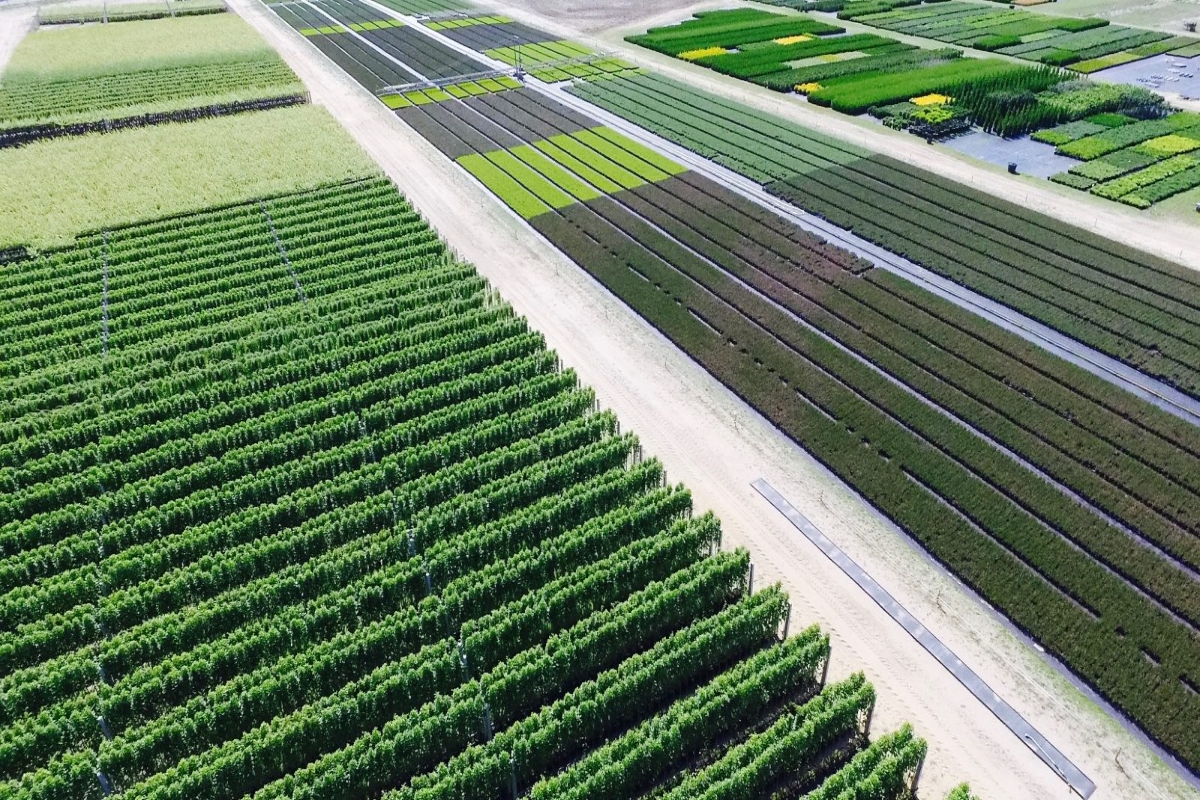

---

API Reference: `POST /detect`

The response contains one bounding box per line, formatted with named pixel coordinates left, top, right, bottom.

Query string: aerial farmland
left=0, top=0, right=1197, bottom=797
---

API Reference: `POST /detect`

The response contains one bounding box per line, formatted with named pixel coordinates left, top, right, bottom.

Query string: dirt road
left=0, top=6, right=34, bottom=71
left=229, top=1, right=1200, bottom=797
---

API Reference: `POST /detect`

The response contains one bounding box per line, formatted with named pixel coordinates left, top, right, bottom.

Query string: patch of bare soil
left=0, top=6, right=35, bottom=71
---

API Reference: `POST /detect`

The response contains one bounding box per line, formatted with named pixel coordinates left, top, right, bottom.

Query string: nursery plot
left=310, top=0, right=400, bottom=25
left=37, top=0, right=227, bottom=24
left=362, top=25, right=491, bottom=79
left=626, top=9, right=1168, bottom=139
left=0, top=105, right=373, bottom=250
left=290, top=0, right=490, bottom=83
left=484, top=40, right=639, bottom=82
left=569, top=72, right=1200, bottom=397
left=427, top=16, right=557, bottom=49
left=370, top=0, right=466, bottom=14
left=1044, top=112, right=1200, bottom=207
left=2, top=12, right=272, bottom=83
left=628, top=8, right=844, bottom=56
left=380, top=76, right=522, bottom=109
left=370, top=63, right=1200, bottom=775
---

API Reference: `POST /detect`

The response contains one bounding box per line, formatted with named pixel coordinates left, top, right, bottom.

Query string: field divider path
left=530, top=83, right=1200, bottom=428
left=751, top=477, right=1096, bottom=800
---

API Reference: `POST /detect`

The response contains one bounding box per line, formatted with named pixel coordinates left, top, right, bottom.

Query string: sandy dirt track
left=488, top=0, right=1200, bottom=271
left=230, top=2, right=1199, bottom=798
left=0, top=6, right=35, bottom=71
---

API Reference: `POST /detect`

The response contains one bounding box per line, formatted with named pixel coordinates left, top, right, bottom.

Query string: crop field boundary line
left=536, top=82, right=1200, bottom=429
left=751, top=478, right=1096, bottom=799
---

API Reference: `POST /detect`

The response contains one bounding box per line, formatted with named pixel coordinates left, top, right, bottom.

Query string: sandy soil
left=485, top=0, right=722, bottom=34
left=485, top=0, right=1200, bottom=271
left=230, top=1, right=1200, bottom=798
left=0, top=6, right=35, bottom=70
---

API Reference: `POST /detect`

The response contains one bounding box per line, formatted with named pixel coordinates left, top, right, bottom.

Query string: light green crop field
left=0, top=105, right=376, bottom=249
left=0, top=13, right=303, bottom=130
left=2, top=13, right=277, bottom=84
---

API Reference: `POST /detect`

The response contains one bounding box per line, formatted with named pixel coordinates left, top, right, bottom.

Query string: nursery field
left=1042, top=111, right=1200, bottom=206
left=371, top=0, right=466, bottom=14
left=378, top=74, right=524, bottom=109
left=767, top=0, right=1200, bottom=71
left=0, top=14, right=304, bottom=142
left=422, top=13, right=551, bottom=50
left=482, top=40, right=638, bottom=83
left=570, top=71, right=1200, bottom=398
left=626, top=9, right=1170, bottom=138
left=268, top=0, right=637, bottom=86
left=0, top=10, right=948, bottom=798
left=426, top=9, right=640, bottom=83
left=326, top=38, right=1200, bottom=773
